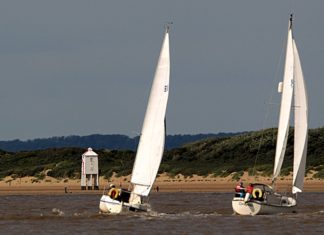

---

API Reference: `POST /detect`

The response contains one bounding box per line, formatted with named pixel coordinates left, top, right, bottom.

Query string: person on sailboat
left=244, top=183, right=254, bottom=202
left=106, top=183, right=121, bottom=201
left=235, top=182, right=245, bottom=198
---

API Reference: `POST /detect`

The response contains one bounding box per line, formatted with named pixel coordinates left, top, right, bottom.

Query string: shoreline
left=1, top=173, right=323, bottom=195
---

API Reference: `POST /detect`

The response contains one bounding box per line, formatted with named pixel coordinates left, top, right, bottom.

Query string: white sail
left=273, top=23, right=294, bottom=180
left=292, top=39, right=308, bottom=194
left=232, top=15, right=307, bottom=216
left=130, top=29, right=170, bottom=197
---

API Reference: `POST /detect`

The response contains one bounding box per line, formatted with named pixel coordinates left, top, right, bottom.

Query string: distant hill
left=161, top=127, right=324, bottom=179
left=0, top=132, right=240, bottom=152
left=0, top=128, right=323, bottom=180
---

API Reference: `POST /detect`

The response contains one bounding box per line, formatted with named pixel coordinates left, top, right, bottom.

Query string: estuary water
left=0, top=192, right=323, bottom=234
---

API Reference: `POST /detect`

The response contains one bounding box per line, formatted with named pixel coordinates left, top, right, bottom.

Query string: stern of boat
left=232, top=197, right=262, bottom=216
left=99, top=194, right=123, bottom=214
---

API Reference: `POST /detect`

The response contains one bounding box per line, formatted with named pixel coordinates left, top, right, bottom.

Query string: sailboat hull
left=99, top=194, right=149, bottom=214
left=232, top=197, right=297, bottom=216
left=99, top=195, right=123, bottom=214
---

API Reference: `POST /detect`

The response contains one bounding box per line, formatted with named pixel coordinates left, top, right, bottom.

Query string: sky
left=0, top=0, right=323, bottom=140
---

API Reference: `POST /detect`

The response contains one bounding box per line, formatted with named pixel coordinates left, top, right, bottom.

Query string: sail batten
left=130, top=30, right=170, bottom=197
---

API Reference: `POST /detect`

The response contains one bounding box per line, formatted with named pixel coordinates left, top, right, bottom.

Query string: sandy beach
left=0, top=172, right=323, bottom=195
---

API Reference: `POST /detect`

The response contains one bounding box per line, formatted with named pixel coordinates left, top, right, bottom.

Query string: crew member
left=244, top=183, right=254, bottom=202
left=235, top=182, right=245, bottom=198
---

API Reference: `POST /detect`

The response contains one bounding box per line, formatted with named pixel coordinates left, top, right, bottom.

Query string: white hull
left=99, top=195, right=123, bottom=214
left=99, top=195, right=149, bottom=214
left=232, top=197, right=297, bottom=216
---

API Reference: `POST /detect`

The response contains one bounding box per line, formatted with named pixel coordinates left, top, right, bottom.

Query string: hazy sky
left=0, top=0, right=323, bottom=140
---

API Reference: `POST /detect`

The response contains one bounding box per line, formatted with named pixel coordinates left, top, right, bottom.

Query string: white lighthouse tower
left=81, top=147, right=99, bottom=190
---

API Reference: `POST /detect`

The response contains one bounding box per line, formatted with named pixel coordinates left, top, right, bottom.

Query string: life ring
left=252, top=188, right=263, bottom=199
left=108, top=188, right=120, bottom=199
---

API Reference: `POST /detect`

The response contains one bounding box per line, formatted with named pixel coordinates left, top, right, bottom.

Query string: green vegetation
left=0, top=148, right=135, bottom=180
left=0, top=127, right=324, bottom=180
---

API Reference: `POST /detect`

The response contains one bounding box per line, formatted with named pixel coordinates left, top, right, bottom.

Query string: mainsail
left=273, top=19, right=294, bottom=180
left=130, top=27, right=170, bottom=197
left=272, top=15, right=308, bottom=194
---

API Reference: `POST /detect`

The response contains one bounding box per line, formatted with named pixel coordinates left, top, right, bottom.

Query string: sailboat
left=232, top=14, right=308, bottom=215
left=99, top=25, right=171, bottom=214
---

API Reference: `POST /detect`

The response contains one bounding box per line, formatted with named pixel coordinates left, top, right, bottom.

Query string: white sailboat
left=99, top=25, right=171, bottom=214
left=232, top=14, right=308, bottom=215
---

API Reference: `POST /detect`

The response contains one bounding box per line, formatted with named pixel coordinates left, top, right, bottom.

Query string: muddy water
left=0, top=192, right=323, bottom=234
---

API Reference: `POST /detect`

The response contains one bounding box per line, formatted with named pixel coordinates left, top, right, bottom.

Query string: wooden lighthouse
left=81, top=147, right=99, bottom=190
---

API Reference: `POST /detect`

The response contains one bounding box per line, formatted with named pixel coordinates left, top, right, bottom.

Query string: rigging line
left=251, top=26, right=288, bottom=177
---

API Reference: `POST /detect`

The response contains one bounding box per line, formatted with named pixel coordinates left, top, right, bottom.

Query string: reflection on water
left=0, top=192, right=324, bottom=234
